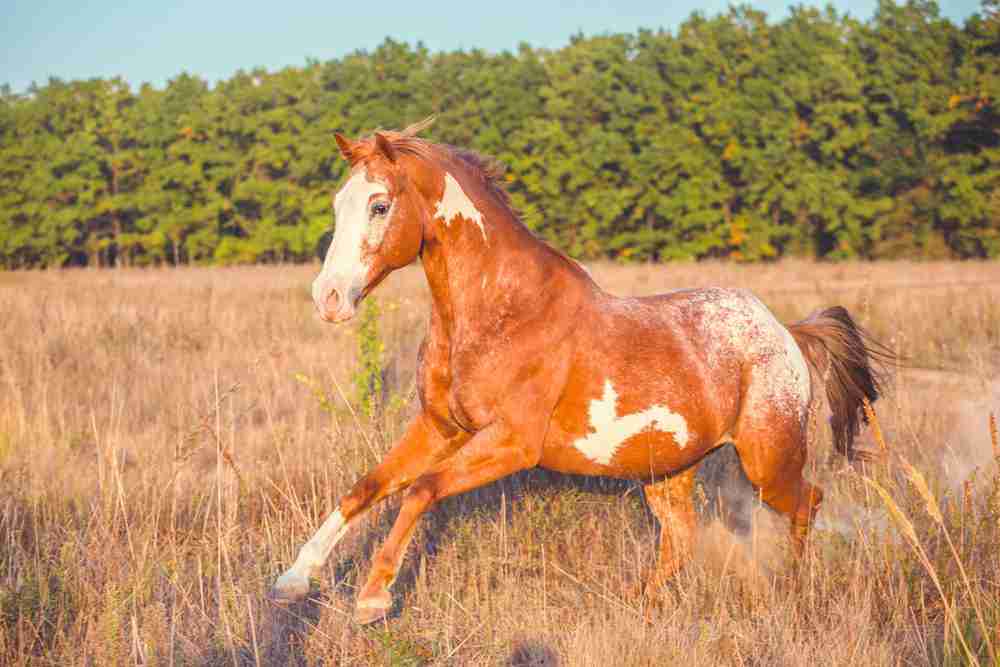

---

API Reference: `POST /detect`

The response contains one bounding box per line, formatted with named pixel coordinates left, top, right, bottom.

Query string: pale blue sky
left=1, top=0, right=984, bottom=93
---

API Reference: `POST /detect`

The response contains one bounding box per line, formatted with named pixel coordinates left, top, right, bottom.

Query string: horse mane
left=353, top=117, right=514, bottom=211
left=350, top=118, right=593, bottom=282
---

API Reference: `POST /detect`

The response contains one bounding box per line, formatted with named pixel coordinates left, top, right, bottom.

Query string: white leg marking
left=273, top=508, right=360, bottom=598
left=435, top=172, right=487, bottom=243
left=574, top=380, right=689, bottom=465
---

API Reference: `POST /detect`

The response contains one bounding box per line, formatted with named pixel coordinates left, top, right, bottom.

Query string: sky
left=1, top=0, right=985, bottom=94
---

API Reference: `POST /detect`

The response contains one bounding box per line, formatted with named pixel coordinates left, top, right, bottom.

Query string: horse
left=270, top=118, right=892, bottom=624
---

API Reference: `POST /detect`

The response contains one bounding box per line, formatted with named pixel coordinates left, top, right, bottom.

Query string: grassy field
left=1, top=260, right=999, bottom=666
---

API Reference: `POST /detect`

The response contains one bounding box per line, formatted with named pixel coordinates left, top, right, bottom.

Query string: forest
left=0, top=0, right=997, bottom=268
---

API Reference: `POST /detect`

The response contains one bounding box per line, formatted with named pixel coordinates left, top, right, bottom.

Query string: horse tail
left=787, top=307, right=895, bottom=460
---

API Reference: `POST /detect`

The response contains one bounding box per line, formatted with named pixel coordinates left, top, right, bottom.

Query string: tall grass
left=1, top=261, right=998, bottom=665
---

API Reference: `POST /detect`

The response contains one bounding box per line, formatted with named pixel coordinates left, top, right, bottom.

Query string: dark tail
left=788, top=307, right=896, bottom=460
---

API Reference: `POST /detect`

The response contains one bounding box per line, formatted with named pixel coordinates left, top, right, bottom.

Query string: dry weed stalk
left=859, top=396, right=889, bottom=464
left=990, top=412, right=998, bottom=460
left=176, top=381, right=246, bottom=484
left=869, top=454, right=998, bottom=666
left=992, top=413, right=1000, bottom=545
left=862, top=397, right=887, bottom=452
left=865, top=401, right=1000, bottom=663
left=865, top=475, right=981, bottom=665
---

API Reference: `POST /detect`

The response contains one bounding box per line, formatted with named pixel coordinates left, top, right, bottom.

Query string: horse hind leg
left=643, top=465, right=698, bottom=592
left=731, top=413, right=823, bottom=557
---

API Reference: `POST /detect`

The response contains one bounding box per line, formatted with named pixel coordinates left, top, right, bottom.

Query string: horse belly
left=540, top=426, right=713, bottom=479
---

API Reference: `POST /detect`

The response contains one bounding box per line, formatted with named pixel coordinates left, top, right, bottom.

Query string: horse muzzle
left=312, top=277, right=362, bottom=323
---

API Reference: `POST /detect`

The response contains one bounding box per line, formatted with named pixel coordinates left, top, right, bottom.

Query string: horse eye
left=371, top=202, right=390, bottom=217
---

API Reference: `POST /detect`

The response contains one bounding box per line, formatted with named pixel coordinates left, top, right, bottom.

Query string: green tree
left=0, top=1, right=997, bottom=267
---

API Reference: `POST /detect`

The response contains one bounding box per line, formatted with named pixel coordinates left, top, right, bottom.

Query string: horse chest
left=445, top=364, right=502, bottom=432
left=417, top=338, right=496, bottom=433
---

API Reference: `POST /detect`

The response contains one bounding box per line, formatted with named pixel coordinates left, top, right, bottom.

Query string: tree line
left=1, top=0, right=998, bottom=268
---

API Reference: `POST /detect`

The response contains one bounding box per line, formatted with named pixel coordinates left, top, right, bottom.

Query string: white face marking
left=573, top=380, right=690, bottom=466
left=312, top=169, right=389, bottom=313
left=329, top=171, right=389, bottom=275
left=434, top=172, right=487, bottom=242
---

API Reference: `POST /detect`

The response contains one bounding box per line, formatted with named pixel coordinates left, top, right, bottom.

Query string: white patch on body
left=574, top=380, right=689, bottom=465
left=435, top=172, right=487, bottom=242
left=312, top=170, right=388, bottom=308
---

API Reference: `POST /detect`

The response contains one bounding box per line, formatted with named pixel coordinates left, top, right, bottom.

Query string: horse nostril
left=324, top=288, right=341, bottom=315
left=313, top=279, right=357, bottom=322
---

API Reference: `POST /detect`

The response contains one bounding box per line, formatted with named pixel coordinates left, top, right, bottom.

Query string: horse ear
left=374, top=132, right=397, bottom=163
left=334, top=133, right=356, bottom=162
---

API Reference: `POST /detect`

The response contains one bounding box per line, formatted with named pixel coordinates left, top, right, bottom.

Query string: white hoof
left=269, top=571, right=311, bottom=603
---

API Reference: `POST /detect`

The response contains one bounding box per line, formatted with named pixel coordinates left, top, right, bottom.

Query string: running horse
left=270, top=119, right=890, bottom=623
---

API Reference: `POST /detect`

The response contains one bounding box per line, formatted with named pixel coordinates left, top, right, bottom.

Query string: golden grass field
left=1, top=260, right=999, bottom=666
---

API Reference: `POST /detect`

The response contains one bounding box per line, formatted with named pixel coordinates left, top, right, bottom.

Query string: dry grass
left=1, top=260, right=999, bottom=666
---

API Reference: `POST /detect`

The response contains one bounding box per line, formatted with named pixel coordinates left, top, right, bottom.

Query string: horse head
left=311, top=121, right=435, bottom=322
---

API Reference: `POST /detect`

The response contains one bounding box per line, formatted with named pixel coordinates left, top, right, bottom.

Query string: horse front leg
left=353, top=420, right=540, bottom=624
left=270, top=413, right=461, bottom=602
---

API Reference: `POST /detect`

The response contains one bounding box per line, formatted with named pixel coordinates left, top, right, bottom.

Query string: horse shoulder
left=415, top=332, right=464, bottom=437
left=446, top=279, right=586, bottom=432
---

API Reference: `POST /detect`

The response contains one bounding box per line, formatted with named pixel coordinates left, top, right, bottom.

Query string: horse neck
left=417, top=166, right=583, bottom=339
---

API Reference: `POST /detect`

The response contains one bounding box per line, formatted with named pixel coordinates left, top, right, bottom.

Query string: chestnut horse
left=271, top=119, right=890, bottom=623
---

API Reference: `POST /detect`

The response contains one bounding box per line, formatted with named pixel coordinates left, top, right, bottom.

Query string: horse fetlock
left=363, top=561, right=397, bottom=593
left=355, top=586, right=392, bottom=625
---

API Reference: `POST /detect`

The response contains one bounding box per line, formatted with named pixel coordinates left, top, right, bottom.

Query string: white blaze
left=435, top=172, right=487, bottom=242
left=573, top=380, right=690, bottom=465
left=313, top=170, right=389, bottom=310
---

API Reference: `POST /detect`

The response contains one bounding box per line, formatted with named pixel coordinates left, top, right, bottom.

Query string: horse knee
left=341, top=476, right=380, bottom=517
left=404, top=479, right=438, bottom=510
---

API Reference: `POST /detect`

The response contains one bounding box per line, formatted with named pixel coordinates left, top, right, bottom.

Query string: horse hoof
left=354, top=591, right=392, bottom=625
left=269, top=571, right=310, bottom=603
